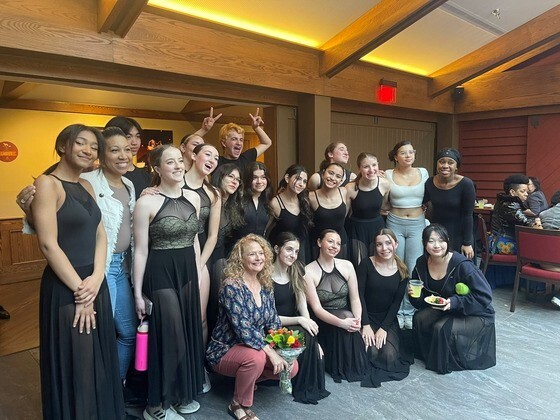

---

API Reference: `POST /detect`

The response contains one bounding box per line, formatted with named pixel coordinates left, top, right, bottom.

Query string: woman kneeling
left=409, top=224, right=496, bottom=374
left=206, top=234, right=298, bottom=420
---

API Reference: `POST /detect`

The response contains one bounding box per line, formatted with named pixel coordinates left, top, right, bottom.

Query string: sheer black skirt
left=360, top=318, right=412, bottom=388
left=314, top=309, right=367, bottom=383
left=291, top=330, right=330, bottom=404
left=143, top=246, right=204, bottom=408
left=413, top=308, right=496, bottom=374
left=40, top=264, right=124, bottom=420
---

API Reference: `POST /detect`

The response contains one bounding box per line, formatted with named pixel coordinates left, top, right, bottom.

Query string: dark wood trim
left=0, top=98, right=188, bottom=120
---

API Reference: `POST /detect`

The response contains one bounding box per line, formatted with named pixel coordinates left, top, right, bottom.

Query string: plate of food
left=424, top=295, right=447, bottom=307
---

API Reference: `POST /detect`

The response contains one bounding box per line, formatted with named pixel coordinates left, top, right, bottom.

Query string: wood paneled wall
left=0, top=218, right=45, bottom=356
left=526, top=114, right=560, bottom=201
left=331, top=112, right=436, bottom=174
left=459, top=117, right=528, bottom=201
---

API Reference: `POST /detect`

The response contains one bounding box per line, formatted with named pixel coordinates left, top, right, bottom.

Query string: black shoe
left=0, top=305, right=10, bottom=320
left=123, top=385, right=146, bottom=408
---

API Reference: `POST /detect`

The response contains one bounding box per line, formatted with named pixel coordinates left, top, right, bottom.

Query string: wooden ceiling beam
left=320, top=0, right=448, bottom=78
left=455, top=62, right=560, bottom=113
left=1, top=81, right=36, bottom=99
left=97, top=0, right=148, bottom=37
left=429, top=4, right=560, bottom=97
left=0, top=98, right=187, bottom=120
left=488, top=38, right=560, bottom=74
left=181, top=101, right=233, bottom=114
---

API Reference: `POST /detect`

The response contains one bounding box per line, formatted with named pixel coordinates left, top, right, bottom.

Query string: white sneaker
left=202, top=369, right=211, bottom=393
left=143, top=405, right=183, bottom=420
left=174, top=400, right=200, bottom=414
left=551, top=295, right=560, bottom=308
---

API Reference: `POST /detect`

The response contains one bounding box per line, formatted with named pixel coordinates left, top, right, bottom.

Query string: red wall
left=459, top=117, right=527, bottom=202
left=526, top=114, right=560, bottom=201
left=459, top=114, right=560, bottom=204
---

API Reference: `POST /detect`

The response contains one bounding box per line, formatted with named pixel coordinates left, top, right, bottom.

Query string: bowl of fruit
left=424, top=295, right=447, bottom=307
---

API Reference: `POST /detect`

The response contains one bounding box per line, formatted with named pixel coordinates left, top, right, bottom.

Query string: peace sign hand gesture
left=249, top=107, right=264, bottom=130
left=201, top=107, right=222, bottom=132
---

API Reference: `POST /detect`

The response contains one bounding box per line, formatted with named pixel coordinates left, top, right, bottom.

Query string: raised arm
left=249, top=107, right=272, bottom=158
left=193, top=107, right=222, bottom=137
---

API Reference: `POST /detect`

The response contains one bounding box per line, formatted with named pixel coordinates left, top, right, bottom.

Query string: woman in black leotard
left=345, top=153, right=390, bottom=269
left=32, top=124, right=124, bottom=419
left=207, top=164, right=244, bottom=334
left=304, top=230, right=367, bottom=383
left=232, top=161, right=272, bottom=240
left=309, top=163, right=349, bottom=260
left=357, top=228, right=412, bottom=388
left=308, top=142, right=356, bottom=191
left=423, top=148, right=476, bottom=259
left=268, top=164, right=314, bottom=264
left=271, top=232, right=330, bottom=404
left=133, top=145, right=204, bottom=419
left=183, top=143, right=220, bottom=392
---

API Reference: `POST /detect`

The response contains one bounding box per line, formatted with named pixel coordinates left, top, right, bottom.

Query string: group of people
left=489, top=173, right=560, bottom=306
left=18, top=112, right=502, bottom=420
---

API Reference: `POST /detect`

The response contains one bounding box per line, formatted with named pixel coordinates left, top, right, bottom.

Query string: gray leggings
left=386, top=212, right=426, bottom=318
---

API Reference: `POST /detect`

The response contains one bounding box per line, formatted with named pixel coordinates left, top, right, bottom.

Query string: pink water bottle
left=135, top=321, right=149, bottom=371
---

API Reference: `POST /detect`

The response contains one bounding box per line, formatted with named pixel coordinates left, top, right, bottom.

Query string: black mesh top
left=149, top=194, right=199, bottom=249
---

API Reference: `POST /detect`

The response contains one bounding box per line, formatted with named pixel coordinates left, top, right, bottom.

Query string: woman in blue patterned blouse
left=206, top=233, right=299, bottom=420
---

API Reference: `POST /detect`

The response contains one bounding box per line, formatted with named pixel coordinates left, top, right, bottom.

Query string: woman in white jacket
left=80, top=127, right=137, bottom=383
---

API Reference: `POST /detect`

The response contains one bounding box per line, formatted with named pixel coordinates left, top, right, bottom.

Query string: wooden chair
left=510, top=226, right=560, bottom=312
left=477, top=214, right=517, bottom=275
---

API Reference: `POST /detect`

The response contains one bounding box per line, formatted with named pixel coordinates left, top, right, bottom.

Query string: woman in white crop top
left=385, top=141, right=429, bottom=330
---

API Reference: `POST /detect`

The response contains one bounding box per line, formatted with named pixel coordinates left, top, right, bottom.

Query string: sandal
left=227, top=402, right=259, bottom=420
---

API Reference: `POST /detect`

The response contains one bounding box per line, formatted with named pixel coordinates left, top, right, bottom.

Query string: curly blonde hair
left=224, top=234, right=274, bottom=289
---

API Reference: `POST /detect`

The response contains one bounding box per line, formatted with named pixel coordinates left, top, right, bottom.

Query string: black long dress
left=142, top=195, right=204, bottom=408
left=274, top=281, right=330, bottom=404
left=39, top=177, right=124, bottom=420
left=345, top=182, right=385, bottom=269
left=313, top=261, right=366, bottom=383
left=356, top=258, right=412, bottom=388
left=410, top=252, right=496, bottom=374
left=268, top=195, right=311, bottom=264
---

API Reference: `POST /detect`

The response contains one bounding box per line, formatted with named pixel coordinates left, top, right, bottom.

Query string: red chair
left=510, top=226, right=560, bottom=312
left=477, top=214, right=517, bottom=275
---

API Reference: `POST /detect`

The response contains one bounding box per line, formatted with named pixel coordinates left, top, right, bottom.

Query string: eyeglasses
left=226, top=173, right=241, bottom=183
left=398, top=150, right=416, bottom=156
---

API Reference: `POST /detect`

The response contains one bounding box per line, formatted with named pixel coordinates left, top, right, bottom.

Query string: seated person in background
left=540, top=190, right=560, bottom=231
left=524, top=177, right=548, bottom=217
left=490, top=174, right=541, bottom=255
left=409, top=224, right=496, bottom=374
left=538, top=191, right=560, bottom=309
left=217, top=108, right=272, bottom=172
